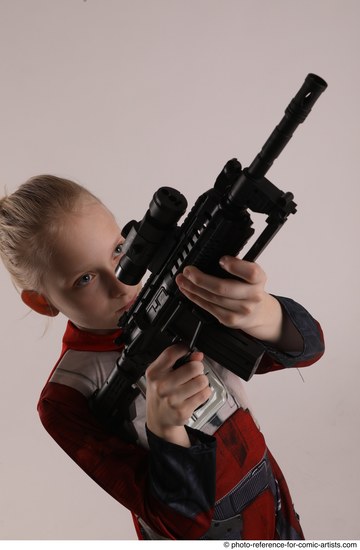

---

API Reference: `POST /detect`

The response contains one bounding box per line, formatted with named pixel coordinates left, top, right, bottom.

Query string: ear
left=21, top=290, right=59, bottom=317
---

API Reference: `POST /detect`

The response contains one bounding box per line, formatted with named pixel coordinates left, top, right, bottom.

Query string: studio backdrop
left=0, top=0, right=359, bottom=540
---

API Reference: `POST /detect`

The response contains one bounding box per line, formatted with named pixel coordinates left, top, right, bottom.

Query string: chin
left=77, top=319, right=119, bottom=334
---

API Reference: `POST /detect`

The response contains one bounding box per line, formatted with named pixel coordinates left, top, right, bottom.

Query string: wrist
left=260, top=294, right=303, bottom=352
left=259, top=294, right=283, bottom=343
left=146, top=421, right=191, bottom=448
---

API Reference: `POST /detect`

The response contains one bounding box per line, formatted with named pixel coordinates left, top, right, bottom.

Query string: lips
left=116, top=295, right=138, bottom=315
left=125, top=295, right=138, bottom=310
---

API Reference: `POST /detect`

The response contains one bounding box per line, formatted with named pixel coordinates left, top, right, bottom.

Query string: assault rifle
left=90, top=73, right=327, bottom=430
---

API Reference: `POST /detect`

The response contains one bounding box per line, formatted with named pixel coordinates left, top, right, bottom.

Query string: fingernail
left=219, top=256, right=227, bottom=267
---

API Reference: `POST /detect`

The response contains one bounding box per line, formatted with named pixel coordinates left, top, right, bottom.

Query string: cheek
left=56, top=290, right=97, bottom=317
left=75, top=291, right=103, bottom=311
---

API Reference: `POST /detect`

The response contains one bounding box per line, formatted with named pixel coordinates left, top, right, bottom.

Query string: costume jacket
left=37, top=296, right=324, bottom=540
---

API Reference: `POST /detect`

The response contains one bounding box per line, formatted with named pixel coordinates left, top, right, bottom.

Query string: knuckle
left=198, top=386, right=212, bottom=404
left=162, top=345, right=178, bottom=362
left=155, top=381, right=167, bottom=399
left=248, top=262, right=262, bottom=283
left=145, top=365, right=155, bottom=382
left=187, top=270, right=199, bottom=285
left=188, top=360, right=204, bottom=377
left=240, top=303, right=252, bottom=316
left=251, top=290, right=263, bottom=304
left=223, top=311, right=239, bottom=327
left=167, top=395, right=177, bottom=410
left=194, top=373, right=208, bottom=392
left=252, top=263, right=266, bottom=284
left=247, top=265, right=258, bottom=283
left=159, top=344, right=187, bottom=367
left=216, top=280, right=230, bottom=296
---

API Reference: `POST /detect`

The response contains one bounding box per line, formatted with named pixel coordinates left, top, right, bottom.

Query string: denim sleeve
left=256, top=295, right=325, bottom=372
left=146, top=425, right=216, bottom=519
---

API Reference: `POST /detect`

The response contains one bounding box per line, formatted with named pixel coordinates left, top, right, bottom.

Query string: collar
left=62, top=321, right=124, bottom=353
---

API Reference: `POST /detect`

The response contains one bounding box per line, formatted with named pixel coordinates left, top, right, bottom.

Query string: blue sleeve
left=256, top=295, right=325, bottom=372
left=146, top=425, right=216, bottom=519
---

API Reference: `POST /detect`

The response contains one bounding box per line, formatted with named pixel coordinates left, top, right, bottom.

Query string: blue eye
left=114, top=243, right=123, bottom=257
left=75, top=274, right=93, bottom=287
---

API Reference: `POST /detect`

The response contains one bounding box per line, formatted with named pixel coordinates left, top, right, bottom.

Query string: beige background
left=0, top=0, right=359, bottom=541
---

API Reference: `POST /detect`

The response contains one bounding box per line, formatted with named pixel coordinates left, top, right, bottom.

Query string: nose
left=107, top=271, right=128, bottom=298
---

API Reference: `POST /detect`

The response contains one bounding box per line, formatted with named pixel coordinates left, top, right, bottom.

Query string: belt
left=201, top=452, right=277, bottom=539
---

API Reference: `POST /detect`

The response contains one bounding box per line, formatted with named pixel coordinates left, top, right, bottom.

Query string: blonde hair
left=0, top=175, right=100, bottom=292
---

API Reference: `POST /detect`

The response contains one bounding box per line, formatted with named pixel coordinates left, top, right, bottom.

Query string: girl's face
left=42, top=199, right=142, bottom=333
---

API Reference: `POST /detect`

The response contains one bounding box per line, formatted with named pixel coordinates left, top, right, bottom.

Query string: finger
left=168, top=372, right=211, bottom=406
left=179, top=259, right=265, bottom=296
left=177, top=268, right=245, bottom=300
left=183, top=383, right=213, bottom=412
left=177, top=286, right=250, bottom=327
left=166, top=360, right=206, bottom=391
left=219, top=257, right=266, bottom=285
left=163, top=382, right=212, bottom=426
left=177, top=269, right=253, bottom=304
left=172, top=350, right=204, bottom=370
left=148, top=343, right=190, bottom=375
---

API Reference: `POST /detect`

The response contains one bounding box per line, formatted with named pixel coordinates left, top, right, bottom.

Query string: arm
left=38, top=380, right=216, bottom=539
left=176, top=256, right=324, bottom=369
left=256, top=295, right=325, bottom=373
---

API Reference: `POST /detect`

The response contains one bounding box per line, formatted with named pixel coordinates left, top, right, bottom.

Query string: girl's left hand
left=176, top=256, right=284, bottom=344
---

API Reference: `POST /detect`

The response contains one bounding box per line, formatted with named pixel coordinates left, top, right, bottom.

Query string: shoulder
left=47, top=347, right=120, bottom=398
left=47, top=321, right=124, bottom=397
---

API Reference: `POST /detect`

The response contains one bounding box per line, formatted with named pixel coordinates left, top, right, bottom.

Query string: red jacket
left=38, top=296, right=324, bottom=540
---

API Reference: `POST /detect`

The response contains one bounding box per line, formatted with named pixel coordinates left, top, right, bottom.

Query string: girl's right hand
left=145, top=344, right=211, bottom=447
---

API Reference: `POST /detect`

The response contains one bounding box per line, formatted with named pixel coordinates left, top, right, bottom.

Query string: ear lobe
left=21, top=290, right=59, bottom=317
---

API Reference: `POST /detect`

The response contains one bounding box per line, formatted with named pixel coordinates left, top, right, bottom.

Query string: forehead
left=63, top=199, right=119, bottom=237
left=49, top=200, right=121, bottom=272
